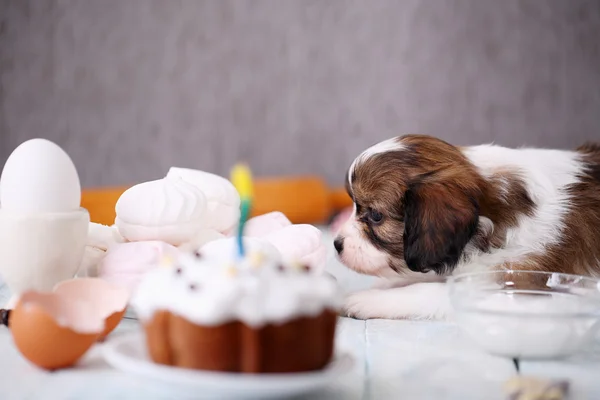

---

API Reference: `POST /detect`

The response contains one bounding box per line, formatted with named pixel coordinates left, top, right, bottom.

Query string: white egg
left=0, top=138, right=81, bottom=212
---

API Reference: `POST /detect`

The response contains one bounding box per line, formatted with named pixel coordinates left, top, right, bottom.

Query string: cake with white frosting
left=130, top=237, right=342, bottom=373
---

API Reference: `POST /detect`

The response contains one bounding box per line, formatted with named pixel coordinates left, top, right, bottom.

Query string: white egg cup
left=0, top=208, right=89, bottom=308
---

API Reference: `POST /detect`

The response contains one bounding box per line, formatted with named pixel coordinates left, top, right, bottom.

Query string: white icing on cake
left=130, top=237, right=342, bottom=327
left=115, top=177, right=207, bottom=244
left=200, top=236, right=282, bottom=264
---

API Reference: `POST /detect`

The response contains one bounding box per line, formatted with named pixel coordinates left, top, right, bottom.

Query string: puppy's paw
left=341, top=284, right=449, bottom=320
left=342, top=290, right=385, bottom=320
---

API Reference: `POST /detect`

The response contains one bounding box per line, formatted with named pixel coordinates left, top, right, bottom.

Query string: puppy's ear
left=403, top=181, right=479, bottom=274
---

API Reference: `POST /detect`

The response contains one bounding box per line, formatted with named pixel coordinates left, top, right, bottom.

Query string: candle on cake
left=230, top=163, right=254, bottom=258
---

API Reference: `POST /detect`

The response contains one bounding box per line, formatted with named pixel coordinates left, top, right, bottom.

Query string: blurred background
left=0, top=0, right=599, bottom=189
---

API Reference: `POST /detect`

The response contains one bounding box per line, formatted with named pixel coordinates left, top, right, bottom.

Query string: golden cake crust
left=143, top=309, right=337, bottom=373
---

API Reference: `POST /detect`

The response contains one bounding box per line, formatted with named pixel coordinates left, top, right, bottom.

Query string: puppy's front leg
left=371, top=272, right=444, bottom=290
left=342, top=282, right=451, bottom=320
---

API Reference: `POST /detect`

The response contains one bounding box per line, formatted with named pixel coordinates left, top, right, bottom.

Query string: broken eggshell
left=9, top=278, right=129, bottom=370
left=54, top=278, right=129, bottom=340
left=10, top=291, right=104, bottom=370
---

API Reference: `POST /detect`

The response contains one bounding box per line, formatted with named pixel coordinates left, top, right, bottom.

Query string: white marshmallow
left=87, top=222, right=125, bottom=251
left=166, top=167, right=240, bottom=233
left=115, top=177, right=207, bottom=245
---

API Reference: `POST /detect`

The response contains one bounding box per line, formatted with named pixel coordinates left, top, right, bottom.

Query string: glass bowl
left=447, top=270, right=600, bottom=359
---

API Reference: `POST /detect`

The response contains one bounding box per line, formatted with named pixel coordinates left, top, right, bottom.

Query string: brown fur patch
left=525, top=147, right=600, bottom=276
left=488, top=145, right=600, bottom=278
left=473, top=169, right=535, bottom=252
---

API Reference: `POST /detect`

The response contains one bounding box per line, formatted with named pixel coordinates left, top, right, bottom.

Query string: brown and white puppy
left=335, top=135, right=600, bottom=320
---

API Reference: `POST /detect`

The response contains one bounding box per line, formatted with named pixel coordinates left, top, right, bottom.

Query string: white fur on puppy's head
left=336, top=206, right=397, bottom=278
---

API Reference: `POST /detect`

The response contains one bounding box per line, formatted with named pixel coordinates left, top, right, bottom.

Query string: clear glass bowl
left=447, top=270, right=600, bottom=359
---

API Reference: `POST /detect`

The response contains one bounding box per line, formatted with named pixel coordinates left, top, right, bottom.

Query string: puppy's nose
left=334, top=238, right=344, bottom=254
left=407, top=264, right=420, bottom=272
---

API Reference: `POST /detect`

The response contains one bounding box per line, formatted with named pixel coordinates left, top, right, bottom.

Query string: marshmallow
left=98, top=241, right=180, bottom=294
left=263, top=224, right=327, bottom=271
left=78, top=246, right=107, bottom=278
left=115, top=177, right=207, bottom=245
left=244, top=211, right=292, bottom=237
left=166, top=167, right=240, bottom=233
left=87, top=222, right=125, bottom=251
left=77, top=223, right=127, bottom=277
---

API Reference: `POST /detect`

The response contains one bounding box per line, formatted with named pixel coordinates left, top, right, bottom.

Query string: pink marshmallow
left=97, top=241, right=180, bottom=294
left=262, top=224, right=327, bottom=271
left=243, top=212, right=292, bottom=237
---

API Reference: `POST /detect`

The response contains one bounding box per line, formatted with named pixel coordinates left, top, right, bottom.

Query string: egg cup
left=0, top=208, right=90, bottom=309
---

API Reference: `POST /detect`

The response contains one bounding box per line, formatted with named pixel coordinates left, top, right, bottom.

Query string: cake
left=130, top=237, right=342, bottom=373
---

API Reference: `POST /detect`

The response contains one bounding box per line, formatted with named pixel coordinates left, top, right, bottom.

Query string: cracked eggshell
left=10, top=278, right=129, bottom=370
left=54, top=278, right=129, bottom=340
left=10, top=291, right=103, bottom=370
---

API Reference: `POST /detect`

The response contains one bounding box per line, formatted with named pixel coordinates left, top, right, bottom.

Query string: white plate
left=103, top=331, right=354, bottom=399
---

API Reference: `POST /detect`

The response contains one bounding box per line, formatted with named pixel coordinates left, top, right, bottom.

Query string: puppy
left=335, top=135, right=600, bottom=320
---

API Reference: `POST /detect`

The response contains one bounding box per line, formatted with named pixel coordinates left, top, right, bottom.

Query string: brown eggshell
left=54, top=278, right=129, bottom=340
left=11, top=292, right=103, bottom=370
left=102, top=308, right=127, bottom=340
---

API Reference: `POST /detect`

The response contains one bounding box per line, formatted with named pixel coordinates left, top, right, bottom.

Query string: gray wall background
left=0, top=0, right=599, bottom=188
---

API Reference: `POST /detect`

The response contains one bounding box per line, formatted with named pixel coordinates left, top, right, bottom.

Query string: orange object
left=81, top=186, right=127, bottom=227
left=81, top=176, right=354, bottom=226
left=329, top=187, right=353, bottom=213
left=251, top=177, right=330, bottom=224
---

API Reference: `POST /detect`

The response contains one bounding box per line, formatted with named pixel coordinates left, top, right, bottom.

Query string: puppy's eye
left=368, top=209, right=383, bottom=224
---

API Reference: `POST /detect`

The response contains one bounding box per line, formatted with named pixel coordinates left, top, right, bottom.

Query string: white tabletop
left=1, top=232, right=600, bottom=399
